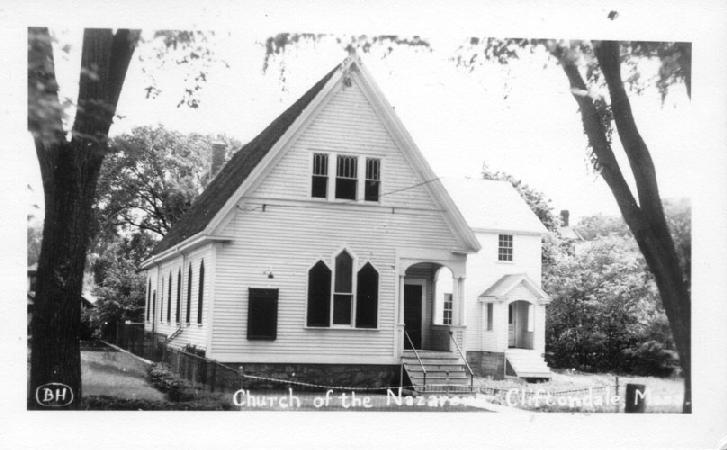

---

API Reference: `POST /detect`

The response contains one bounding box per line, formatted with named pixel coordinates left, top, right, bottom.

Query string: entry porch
left=395, top=252, right=468, bottom=359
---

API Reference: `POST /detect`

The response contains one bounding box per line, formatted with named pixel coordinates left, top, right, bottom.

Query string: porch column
left=450, top=275, right=466, bottom=350
left=396, top=274, right=405, bottom=356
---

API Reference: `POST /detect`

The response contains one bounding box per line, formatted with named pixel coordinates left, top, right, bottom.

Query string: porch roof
left=478, top=273, right=551, bottom=304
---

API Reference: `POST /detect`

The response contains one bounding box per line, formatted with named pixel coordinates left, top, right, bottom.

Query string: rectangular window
left=332, top=251, right=353, bottom=325
left=442, top=293, right=453, bottom=325
left=364, top=158, right=381, bottom=201
left=332, top=294, right=353, bottom=325
left=311, top=153, right=328, bottom=198
left=498, top=234, right=513, bottom=262
left=335, top=155, right=358, bottom=200
left=247, top=288, right=279, bottom=340
left=486, top=303, right=493, bottom=331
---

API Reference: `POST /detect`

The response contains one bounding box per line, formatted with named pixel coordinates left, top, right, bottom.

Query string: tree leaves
left=93, top=125, right=241, bottom=240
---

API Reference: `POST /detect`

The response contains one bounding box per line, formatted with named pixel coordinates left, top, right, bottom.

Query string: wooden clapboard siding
left=252, top=77, right=435, bottom=210
left=208, top=79, right=460, bottom=363
left=210, top=204, right=459, bottom=362
left=144, top=245, right=212, bottom=350
left=464, top=232, right=543, bottom=352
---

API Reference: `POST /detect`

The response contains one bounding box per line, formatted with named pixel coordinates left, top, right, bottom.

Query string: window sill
left=304, top=326, right=380, bottom=331
left=496, top=260, right=515, bottom=265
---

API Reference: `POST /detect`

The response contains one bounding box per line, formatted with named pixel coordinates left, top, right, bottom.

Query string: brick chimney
left=210, top=141, right=226, bottom=180
left=560, top=209, right=570, bottom=227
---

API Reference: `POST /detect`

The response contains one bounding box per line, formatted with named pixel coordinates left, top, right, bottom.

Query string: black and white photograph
left=4, top=1, right=727, bottom=448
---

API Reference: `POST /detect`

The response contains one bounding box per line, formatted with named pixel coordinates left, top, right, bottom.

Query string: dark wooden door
left=404, top=284, right=423, bottom=349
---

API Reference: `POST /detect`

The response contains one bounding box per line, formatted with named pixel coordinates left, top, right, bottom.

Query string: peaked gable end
left=151, top=64, right=340, bottom=256
left=249, top=68, right=441, bottom=210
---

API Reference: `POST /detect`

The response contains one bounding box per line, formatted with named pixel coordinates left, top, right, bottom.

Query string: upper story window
left=335, top=155, right=358, bottom=200
left=311, top=153, right=328, bottom=198
left=365, top=158, right=381, bottom=201
left=498, top=234, right=513, bottom=262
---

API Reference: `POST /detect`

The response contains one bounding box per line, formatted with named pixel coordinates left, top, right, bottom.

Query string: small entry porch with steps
left=505, top=348, right=551, bottom=380
left=401, top=350, right=476, bottom=394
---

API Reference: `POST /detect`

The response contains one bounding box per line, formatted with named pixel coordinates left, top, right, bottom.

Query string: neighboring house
left=441, top=179, right=551, bottom=379
left=557, top=209, right=585, bottom=255
left=141, top=55, right=548, bottom=392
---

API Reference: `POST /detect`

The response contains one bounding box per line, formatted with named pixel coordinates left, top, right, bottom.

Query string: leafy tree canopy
left=93, top=125, right=241, bottom=239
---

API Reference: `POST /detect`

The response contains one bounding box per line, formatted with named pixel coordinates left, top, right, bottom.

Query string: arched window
left=146, top=278, right=151, bottom=322
left=197, top=260, right=205, bottom=325
left=306, top=261, right=331, bottom=327
left=166, top=272, right=172, bottom=322
left=186, top=264, right=192, bottom=324
left=160, top=278, right=164, bottom=323
left=332, top=250, right=353, bottom=325
left=356, top=263, right=378, bottom=328
left=176, top=270, right=181, bottom=324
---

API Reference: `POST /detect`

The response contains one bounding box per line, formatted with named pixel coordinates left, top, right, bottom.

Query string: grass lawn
left=476, top=369, right=684, bottom=413
left=81, top=349, right=166, bottom=401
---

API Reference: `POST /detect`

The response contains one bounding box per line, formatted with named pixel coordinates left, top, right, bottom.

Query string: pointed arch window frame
left=305, top=248, right=380, bottom=330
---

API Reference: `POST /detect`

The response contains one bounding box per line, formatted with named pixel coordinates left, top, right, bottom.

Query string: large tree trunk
left=556, top=41, right=691, bottom=413
left=28, top=27, right=138, bottom=409
left=29, top=140, right=103, bottom=408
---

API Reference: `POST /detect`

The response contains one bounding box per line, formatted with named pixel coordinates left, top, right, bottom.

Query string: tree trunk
left=556, top=41, right=691, bottom=412
left=29, top=140, right=103, bottom=409
left=28, top=27, right=139, bottom=409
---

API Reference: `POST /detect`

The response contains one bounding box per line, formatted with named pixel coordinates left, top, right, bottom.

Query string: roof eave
left=141, top=234, right=234, bottom=269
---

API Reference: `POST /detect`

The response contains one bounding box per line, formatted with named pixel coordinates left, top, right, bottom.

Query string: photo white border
left=1, top=0, right=726, bottom=448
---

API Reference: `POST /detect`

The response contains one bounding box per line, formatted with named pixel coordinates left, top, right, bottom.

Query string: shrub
left=147, top=362, right=199, bottom=402
left=622, top=341, right=678, bottom=377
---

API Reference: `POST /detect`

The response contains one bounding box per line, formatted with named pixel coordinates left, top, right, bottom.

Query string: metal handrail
left=449, top=331, right=474, bottom=390
left=403, top=330, right=427, bottom=388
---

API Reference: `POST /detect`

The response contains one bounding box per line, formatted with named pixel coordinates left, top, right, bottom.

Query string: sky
left=24, top=29, right=695, bottom=225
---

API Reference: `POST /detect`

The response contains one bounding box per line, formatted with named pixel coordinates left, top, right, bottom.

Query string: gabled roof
left=479, top=273, right=550, bottom=304
left=147, top=55, right=480, bottom=264
left=440, top=178, right=548, bottom=235
left=151, top=64, right=340, bottom=256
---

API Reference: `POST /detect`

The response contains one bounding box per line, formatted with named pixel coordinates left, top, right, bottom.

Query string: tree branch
left=27, top=27, right=64, bottom=185
left=556, top=49, right=647, bottom=234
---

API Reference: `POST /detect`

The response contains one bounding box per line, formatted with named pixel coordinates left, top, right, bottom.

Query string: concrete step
left=505, top=350, right=551, bottom=379
left=401, top=359, right=464, bottom=369
left=402, top=350, right=458, bottom=359
left=417, top=384, right=476, bottom=394
left=402, top=357, right=462, bottom=365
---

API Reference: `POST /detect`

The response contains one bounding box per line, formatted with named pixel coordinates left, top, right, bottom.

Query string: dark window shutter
left=186, top=265, right=192, bottom=324
left=146, top=279, right=151, bottom=321
left=307, top=261, right=331, bottom=326
left=247, top=288, right=279, bottom=340
left=176, top=270, right=181, bottom=323
left=356, top=263, right=378, bottom=328
left=167, top=273, right=172, bottom=322
left=197, top=261, right=205, bottom=325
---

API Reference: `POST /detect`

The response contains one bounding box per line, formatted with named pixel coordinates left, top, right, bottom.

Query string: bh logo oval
left=35, top=383, right=74, bottom=407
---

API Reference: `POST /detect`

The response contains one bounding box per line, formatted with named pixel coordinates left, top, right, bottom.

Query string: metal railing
left=166, top=326, right=183, bottom=343
left=403, top=330, right=427, bottom=388
left=449, top=331, right=474, bottom=391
